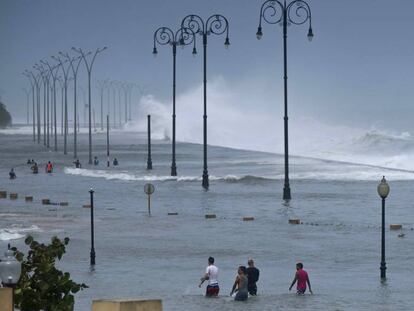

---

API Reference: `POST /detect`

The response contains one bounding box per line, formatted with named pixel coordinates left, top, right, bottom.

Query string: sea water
left=1, top=127, right=414, bottom=310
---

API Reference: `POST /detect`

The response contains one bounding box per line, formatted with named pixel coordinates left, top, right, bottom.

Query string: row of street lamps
left=23, top=47, right=107, bottom=163
left=153, top=0, right=312, bottom=197
left=153, top=14, right=230, bottom=182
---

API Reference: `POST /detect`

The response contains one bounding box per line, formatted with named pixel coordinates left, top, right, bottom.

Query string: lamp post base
left=380, top=262, right=387, bottom=279
left=147, top=161, right=152, bottom=170
left=90, top=249, right=96, bottom=266
left=171, top=164, right=177, bottom=176
left=202, top=171, right=209, bottom=190
left=283, top=185, right=291, bottom=201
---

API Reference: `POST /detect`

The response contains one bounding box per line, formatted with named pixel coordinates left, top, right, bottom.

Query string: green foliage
left=0, top=102, right=12, bottom=128
left=12, top=235, right=88, bottom=311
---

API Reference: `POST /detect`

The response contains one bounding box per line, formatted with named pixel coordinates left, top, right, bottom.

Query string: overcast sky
left=1, top=0, right=414, bottom=132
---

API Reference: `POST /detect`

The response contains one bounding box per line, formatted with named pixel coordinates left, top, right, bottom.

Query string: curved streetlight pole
left=34, top=64, right=50, bottom=147
left=181, top=14, right=230, bottom=189
left=73, top=47, right=108, bottom=164
left=97, top=80, right=108, bottom=131
left=41, top=60, right=60, bottom=151
left=61, top=53, right=84, bottom=158
left=22, top=88, right=30, bottom=125
left=26, top=70, right=41, bottom=143
left=22, top=72, right=37, bottom=142
left=153, top=26, right=197, bottom=176
left=256, top=0, right=313, bottom=201
left=52, top=55, right=72, bottom=154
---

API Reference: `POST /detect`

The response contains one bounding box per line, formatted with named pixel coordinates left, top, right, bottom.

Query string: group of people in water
left=9, top=156, right=121, bottom=178
left=73, top=157, right=119, bottom=168
left=199, top=257, right=312, bottom=301
left=9, top=160, right=54, bottom=179
left=26, top=159, right=53, bottom=174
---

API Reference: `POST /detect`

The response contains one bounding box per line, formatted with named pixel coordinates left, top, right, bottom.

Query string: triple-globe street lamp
left=256, top=0, right=313, bottom=200
left=153, top=26, right=197, bottom=176
left=181, top=14, right=230, bottom=189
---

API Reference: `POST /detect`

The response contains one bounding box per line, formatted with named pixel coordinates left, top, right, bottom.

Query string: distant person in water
left=246, top=258, right=260, bottom=296
left=27, top=159, right=31, bottom=164
left=289, top=262, right=312, bottom=295
left=199, top=256, right=219, bottom=297
left=9, top=168, right=16, bottom=179
left=113, top=158, right=118, bottom=166
left=93, top=156, right=99, bottom=166
left=230, top=266, right=248, bottom=301
left=31, top=162, right=38, bottom=174
left=46, top=161, right=53, bottom=173
left=73, top=159, right=81, bottom=168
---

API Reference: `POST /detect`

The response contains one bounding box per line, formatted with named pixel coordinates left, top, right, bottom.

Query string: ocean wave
left=0, top=225, right=41, bottom=241
left=64, top=166, right=414, bottom=182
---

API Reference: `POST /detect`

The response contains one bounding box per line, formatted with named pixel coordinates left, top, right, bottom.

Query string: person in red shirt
left=46, top=161, right=53, bottom=173
left=289, top=262, right=313, bottom=295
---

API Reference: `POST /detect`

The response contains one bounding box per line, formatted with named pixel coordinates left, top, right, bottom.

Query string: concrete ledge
left=0, top=191, right=7, bottom=198
left=92, top=299, right=162, bottom=311
left=243, top=216, right=255, bottom=221
left=0, top=287, right=13, bottom=311
left=25, top=196, right=34, bottom=202
left=289, top=219, right=300, bottom=225
left=9, top=193, right=18, bottom=200
left=390, top=224, right=402, bottom=230
left=205, top=214, right=216, bottom=219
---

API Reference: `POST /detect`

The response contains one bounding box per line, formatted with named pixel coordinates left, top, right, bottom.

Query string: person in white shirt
left=199, top=256, right=219, bottom=297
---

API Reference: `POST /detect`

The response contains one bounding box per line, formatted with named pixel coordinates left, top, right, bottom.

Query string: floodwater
left=1, top=128, right=414, bottom=310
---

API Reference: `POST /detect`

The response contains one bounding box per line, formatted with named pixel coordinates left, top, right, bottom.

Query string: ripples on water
left=0, top=130, right=413, bottom=310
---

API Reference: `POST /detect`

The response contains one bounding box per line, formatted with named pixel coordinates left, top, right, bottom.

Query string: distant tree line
left=0, top=102, right=12, bottom=128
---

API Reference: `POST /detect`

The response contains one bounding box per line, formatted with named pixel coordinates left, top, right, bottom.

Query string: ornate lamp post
left=72, top=47, right=107, bottom=164
left=181, top=14, right=230, bottom=189
left=0, top=244, right=22, bottom=311
left=377, top=176, right=390, bottom=280
left=256, top=0, right=313, bottom=200
left=153, top=26, right=197, bottom=176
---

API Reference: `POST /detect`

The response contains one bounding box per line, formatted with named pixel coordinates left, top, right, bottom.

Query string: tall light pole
left=181, top=14, right=230, bottom=189
left=52, top=55, right=72, bottom=155
left=41, top=60, right=61, bottom=152
left=153, top=26, right=197, bottom=176
left=62, top=53, right=84, bottom=158
left=22, top=72, right=36, bottom=142
left=97, top=80, right=108, bottom=131
left=25, top=70, right=41, bottom=143
left=22, top=88, right=30, bottom=125
left=72, top=47, right=107, bottom=164
left=377, top=176, right=390, bottom=280
left=256, top=0, right=313, bottom=201
left=34, top=63, right=50, bottom=147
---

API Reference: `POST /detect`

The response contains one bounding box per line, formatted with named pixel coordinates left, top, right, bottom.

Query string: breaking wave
left=0, top=225, right=41, bottom=241
left=64, top=165, right=414, bottom=182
